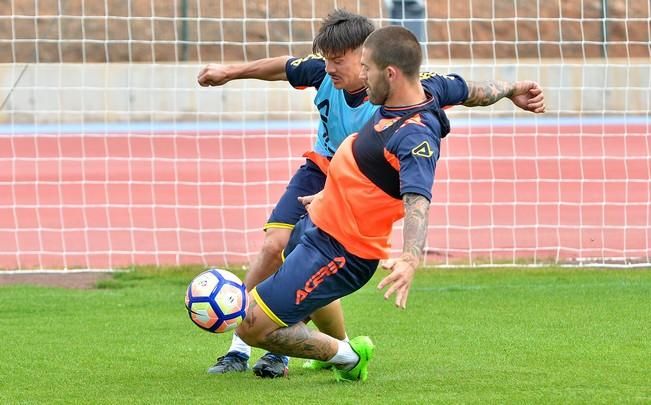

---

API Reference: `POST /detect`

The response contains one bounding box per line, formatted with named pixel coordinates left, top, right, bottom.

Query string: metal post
left=601, top=0, right=608, bottom=58
left=180, top=0, right=189, bottom=61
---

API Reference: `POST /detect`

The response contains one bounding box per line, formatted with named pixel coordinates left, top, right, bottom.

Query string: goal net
left=0, top=0, right=649, bottom=270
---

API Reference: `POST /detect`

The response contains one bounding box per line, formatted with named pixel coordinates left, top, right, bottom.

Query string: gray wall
left=1, top=59, right=649, bottom=125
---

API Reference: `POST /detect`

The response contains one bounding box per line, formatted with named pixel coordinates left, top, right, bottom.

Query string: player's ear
left=386, top=66, right=397, bottom=81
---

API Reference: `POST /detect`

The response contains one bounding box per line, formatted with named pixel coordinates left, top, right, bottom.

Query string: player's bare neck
left=384, top=81, right=427, bottom=108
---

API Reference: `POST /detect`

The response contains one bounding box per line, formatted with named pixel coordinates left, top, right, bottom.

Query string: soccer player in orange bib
left=236, top=25, right=545, bottom=382
left=198, top=9, right=545, bottom=378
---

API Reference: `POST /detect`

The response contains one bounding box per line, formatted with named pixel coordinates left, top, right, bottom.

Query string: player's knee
left=236, top=304, right=281, bottom=348
left=260, top=238, right=283, bottom=258
left=237, top=321, right=281, bottom=349
left=261, top=229, right=290, bottom=258
left=235, top=323, right=261, bottom=347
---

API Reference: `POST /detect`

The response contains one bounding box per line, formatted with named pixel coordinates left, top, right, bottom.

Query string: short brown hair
left=363, top=26, right=422, bottom=78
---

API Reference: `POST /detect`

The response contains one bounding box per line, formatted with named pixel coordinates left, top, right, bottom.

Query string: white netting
left=0, top=0, right=649, bottom=269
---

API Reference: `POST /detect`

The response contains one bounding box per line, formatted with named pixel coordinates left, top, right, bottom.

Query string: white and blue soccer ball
left=185, top=268, right=248, bottom=333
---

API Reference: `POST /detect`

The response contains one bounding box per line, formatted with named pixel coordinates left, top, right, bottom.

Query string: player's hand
left=298, top=192, right=320, bottom=207
left=377, top=258, right=416, bottom=309
left=197, top=63, right=231, bottom=87
left=509, top=81, right=546, bottom=113
left=379, top=258, right=396, bottom=269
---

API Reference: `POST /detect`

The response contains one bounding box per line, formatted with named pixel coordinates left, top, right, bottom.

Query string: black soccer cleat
left=252, top=352, right=289, bottom=378
left=207, top=351, right=249, bottom=374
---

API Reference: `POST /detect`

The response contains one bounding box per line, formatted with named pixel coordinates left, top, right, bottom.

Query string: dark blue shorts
left=253, top=217, right=379, bottom=326
left=264, top=160, right=326, bottom=231
left=281, top=212, right=310, bottom=260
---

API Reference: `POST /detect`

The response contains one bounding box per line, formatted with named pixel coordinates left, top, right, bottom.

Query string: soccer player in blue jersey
left=197, top=9, right=545, bottom=378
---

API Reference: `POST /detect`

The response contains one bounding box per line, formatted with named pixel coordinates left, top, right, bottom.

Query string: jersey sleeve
left=285, top=55, right=327, bottom=90
left=420, top=72, right=469, bottom=107
left=390, top=124, right=442, bottom=201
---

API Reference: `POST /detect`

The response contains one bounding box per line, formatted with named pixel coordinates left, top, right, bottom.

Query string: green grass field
left=1, top=267, right=650, bottom=404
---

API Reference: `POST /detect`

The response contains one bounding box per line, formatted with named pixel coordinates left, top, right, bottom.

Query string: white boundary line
left=2, top=264, right=648, bottom=273
left=0, top=269, right=126, bottom=274
left=431, top=263, right=651, bottom=269
left=0, top=115, right=648, bottom=135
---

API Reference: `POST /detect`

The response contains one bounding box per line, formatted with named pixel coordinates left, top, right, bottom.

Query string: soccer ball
left=185, top=268, right=248, bottom=333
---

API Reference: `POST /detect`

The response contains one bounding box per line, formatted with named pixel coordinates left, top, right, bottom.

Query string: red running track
left=0, top=122, right=649, bottom=269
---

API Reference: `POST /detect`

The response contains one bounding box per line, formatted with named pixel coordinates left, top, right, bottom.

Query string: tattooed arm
left=463, top=80, right=546, bottom=113
left=377, top=193, right=430, bottom=309
left=399, top=193, right=430, bottom=269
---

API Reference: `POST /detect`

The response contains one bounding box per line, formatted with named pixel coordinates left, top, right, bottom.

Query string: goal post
left=0, top=0, right=649, bottom=270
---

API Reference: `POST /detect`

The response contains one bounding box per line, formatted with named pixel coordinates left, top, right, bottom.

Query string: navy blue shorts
left=281, top=212, right=309, bottom=261
left=253, top=217, right=379, bottom=326
left=264, top=160, right=326, bottom=231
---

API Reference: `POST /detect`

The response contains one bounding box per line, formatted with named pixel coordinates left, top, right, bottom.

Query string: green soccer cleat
left=333, top=336, right=375, bottom=382
left=302, top=359, right=333, bottom=371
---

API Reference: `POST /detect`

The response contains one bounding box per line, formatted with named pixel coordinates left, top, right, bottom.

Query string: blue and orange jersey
left=307, top=93, right=459, bottom=260
left=418, top=71, right=469, bottom=110
left=286, top=55, right=377, bottom=157
left=285, top=55, right=468, bottom=159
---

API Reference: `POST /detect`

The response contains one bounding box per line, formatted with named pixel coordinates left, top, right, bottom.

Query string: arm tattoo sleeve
left=463, top=80, right=515, bottom=107
left=401, top=193, right=430, bottom=268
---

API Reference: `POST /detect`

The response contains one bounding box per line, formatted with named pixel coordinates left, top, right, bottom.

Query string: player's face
left=323, top=47, right=364, bottom=91
left=359, top=47, right=390, bottom=105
